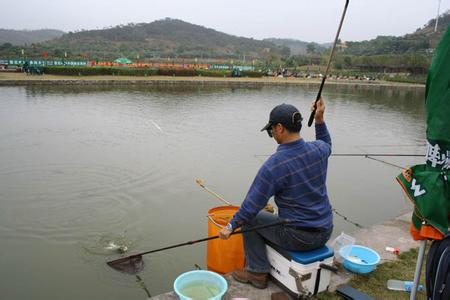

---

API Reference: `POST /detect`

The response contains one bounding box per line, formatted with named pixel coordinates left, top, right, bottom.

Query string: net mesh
left=107, top=255, right=144, bottom=274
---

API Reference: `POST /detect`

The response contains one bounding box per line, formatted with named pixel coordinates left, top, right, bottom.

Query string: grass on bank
left=316, top=247, right=427, bottom=300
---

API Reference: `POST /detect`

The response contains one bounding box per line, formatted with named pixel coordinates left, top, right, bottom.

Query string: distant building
left=338, top=41, right=348, bottom=50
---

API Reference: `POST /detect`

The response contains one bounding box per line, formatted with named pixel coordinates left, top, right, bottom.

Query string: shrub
left=42, top=66, right=158, bottom=76
left=113, top=68, right=158, bottom=76
left=383, top=74, right=426, bottom=84
left=195, top=69, right=231, bottom=77
left=157, top=68, right=196, bottom=76
left=241, top=70, right=263, bottom=78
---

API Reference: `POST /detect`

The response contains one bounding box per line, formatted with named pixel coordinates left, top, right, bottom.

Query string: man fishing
left=219, top=98, right=333, bottom=289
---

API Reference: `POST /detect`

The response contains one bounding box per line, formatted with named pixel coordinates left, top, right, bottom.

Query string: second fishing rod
left=195, top=178, right=364, bottom=228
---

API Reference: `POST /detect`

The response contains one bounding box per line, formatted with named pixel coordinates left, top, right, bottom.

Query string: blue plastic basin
left=339, top=245, right=380, bottom=274
left=173, top=270, right=228, bottom=300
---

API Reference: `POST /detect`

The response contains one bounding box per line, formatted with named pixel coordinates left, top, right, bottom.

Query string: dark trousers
left=242, top=211, right=333, bottom=273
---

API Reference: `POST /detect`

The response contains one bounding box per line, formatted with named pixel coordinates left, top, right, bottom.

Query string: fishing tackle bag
left=426, top=234, right=450, bottom=300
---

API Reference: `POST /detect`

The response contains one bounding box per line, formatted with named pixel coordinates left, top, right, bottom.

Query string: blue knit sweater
left=230, top=122, right=333, bottom=230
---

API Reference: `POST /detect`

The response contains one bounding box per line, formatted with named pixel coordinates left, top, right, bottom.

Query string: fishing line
left=135, top=275, right=151, bottom=298
left=244, top=157, right=366, bottom=228
left=356, top=144, right=426, bottom=148
left=336, top=155, right=405, bottom=226
left=364, top=156, right=405, bottom=169
left=332, top=153, right=422, bottom=157
left=332, top=208, right=364, bottom=228
left=253, top=153, right=416, bottom=228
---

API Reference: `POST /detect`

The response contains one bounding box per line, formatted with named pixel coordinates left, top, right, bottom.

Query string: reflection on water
left=0, top=84, right=425, bottom=299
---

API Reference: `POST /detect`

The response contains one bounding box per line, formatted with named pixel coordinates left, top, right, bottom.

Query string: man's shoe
left=232, top=269, right=268, bottom=289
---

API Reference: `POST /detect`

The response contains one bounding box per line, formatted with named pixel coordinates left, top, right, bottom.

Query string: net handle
left=107, top=219, right=289, bottom=268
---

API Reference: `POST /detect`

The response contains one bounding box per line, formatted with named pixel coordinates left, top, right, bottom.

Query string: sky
left=1, top=0, right=449, bottom=43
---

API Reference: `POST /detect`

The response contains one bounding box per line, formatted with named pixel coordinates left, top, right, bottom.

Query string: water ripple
left=0, top=163, right=171, bottom=244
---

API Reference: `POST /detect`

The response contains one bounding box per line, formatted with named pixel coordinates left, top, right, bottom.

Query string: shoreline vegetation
left=317, top=247, right=427, bottom=300
left=0, top=73, right=425, bottom=89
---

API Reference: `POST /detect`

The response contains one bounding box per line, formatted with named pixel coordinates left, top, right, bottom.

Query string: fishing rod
left=331, top=153, right=423, bottom=157
left=356, top=144, right=426, bottom=148
left=255, top=153, right=414, bottom=169
left=330, top=153, right=420, bottom=169
left=195, top=178, right=275, bottom=213
left=196, top=178, right=363, bottom=228
left=195, top=178, right=233, bottom=206
left=107, top=220, right=288, bottom=274
left=308, top=0, right=350, bottom=127
left=364, top=156, right=405, bottom=169
left=254, top=153, right=422, bottom=158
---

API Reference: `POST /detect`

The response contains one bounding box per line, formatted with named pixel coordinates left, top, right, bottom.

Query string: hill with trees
left=322, top=11, right=450, bottom=79
left=264, top=38, right=331, bottom=55
left=27, top=18, right=288, bottom=61
left=343, top=10, right=449, bottom=55
left=0, top=29, right=64, bottom=45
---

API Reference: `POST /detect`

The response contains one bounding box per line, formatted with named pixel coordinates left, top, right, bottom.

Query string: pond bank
left=0, top=73, right=425, bottom=90
left=151, top=212, right=419, bottom=299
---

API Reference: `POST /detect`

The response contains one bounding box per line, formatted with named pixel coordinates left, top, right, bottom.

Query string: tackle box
left=266, top=243, right=335, bottom=297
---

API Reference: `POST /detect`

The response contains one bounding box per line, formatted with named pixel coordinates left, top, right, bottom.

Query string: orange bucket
left=207, top=205, right=245, bottom=274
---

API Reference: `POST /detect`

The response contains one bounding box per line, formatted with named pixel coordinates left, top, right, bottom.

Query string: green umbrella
left=396, top=27, right=450, bottom=238
left=426, top=27, right=450, bottom=148
left=396, top=29, right=450, bottom=297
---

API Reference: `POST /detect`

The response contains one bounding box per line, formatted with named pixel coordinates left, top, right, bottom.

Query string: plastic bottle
left=387, top=279, right=424, bottom=292
left=330, top=232, right=355, bottom=263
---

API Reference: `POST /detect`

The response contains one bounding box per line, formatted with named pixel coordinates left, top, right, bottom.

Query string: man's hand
left=311, top=97, right=325, bottom=124
left=219, top=226, right=233, bottom=240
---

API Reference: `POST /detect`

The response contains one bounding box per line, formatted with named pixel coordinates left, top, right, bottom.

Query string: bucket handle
left=207, top=213, right=233, bottom=217
left=207, top=215, right=225, bottom=229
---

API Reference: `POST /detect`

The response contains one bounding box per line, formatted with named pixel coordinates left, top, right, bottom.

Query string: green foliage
left=240, top=70, right=263, bottom=78
left=343, top=11, right=449, bottom=56
left=0, top=42, right=22, bottom=58
left=0, top=29, right=64, bottom=46
left=264, top=38, right=311, bottom=55
left=317, top=247, right=428, bottom=300
left=332, top=55, right=353, bottom=70
left=278, top=45, right=291, bottom=58
left=383, top=74, right=427, bottom=84
left=344, top=35, right=430, bottom=56
left=349, top=53, right=431, bottom=73
left=195, top=69, right=231, bottom=77
left=28, top=19, right=282, bottom=61
left=157, top=68, right=196, bottom=76
left=113, top=68, right=158, bottom=76
left=306, top=43, right=316, bottom=54
left=39, top=65, right=263, bottom=78
left=42, top=66, right=158, bottom=76
left=284, top=55, right=310, bottom=67
left=329, top=69, right=380, bottom=78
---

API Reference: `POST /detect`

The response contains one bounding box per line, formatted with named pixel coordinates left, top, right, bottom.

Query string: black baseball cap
left=261, top=103, right=303, bottom=132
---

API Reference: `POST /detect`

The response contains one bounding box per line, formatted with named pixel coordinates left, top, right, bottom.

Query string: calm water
left=0, top=83, right=425, bottom=299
